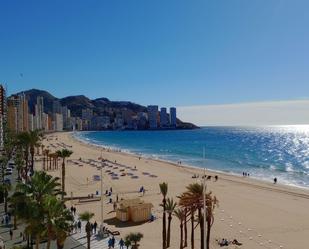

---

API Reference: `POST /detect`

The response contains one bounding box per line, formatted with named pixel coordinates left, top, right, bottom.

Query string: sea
left=74, top=126, right=309, bottom=189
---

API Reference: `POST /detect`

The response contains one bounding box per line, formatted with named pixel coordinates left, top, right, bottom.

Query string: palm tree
left=56, top=149, right=73, bottom=199
left=43, top=196, right=74, bottom=249
left=179, top=183, right=219, bottom=249
left=125, top=232, right=144, bottom=249
left=14, top=150, right=24, bottom=180
left=16, top=171, right=62, bottom=203
left=9, top=191, right=26, bottom=230
left=15, top=171, right=62, bottom=249
left=205, top=193, right=218, bottom=249
left=28, top=130, right=43, bottom=172
left=79, top=211, right=94, bottom=249
left=159, top=182, right=168, bottom=249
left=174, top=208, right=185, bottom=249
left=17, top=132, right=31, bottom=181
left=0, top=155, right=9, bottom=184
left=166, top=198, right=177, bottom=248
left=124, top=238, right=131, bottom=249
left=3, top=127, right=17, bottom=160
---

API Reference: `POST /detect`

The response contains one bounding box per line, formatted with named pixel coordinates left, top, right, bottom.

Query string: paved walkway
left=70, top=220, right=124, bottom=249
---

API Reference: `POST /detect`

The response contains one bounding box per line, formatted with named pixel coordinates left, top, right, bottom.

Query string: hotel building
left=147, top=105, right=159, bottom=129
left=170, top=107, right=177, bottom=127
left=160, top=107, right=169, bottom=128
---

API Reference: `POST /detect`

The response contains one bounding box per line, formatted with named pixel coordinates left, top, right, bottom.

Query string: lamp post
left=100, top=160, right=104, bottom=225
left=203, top=147, right=207, bottom=249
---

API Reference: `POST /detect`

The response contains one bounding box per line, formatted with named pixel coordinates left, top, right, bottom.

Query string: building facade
left=147, top=105, right=158, bottom=129
left=170, top=107, right=177, bottom=127
left=160, top=107, right=169, bottom=128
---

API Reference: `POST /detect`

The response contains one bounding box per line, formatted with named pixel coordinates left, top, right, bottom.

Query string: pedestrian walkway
left=70, top=220, right=124, bottom=249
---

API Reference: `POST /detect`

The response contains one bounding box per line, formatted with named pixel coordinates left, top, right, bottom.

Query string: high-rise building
left=7, top=96, right=19, bottom=132
left=28, top=113, right=34, bottom=131
left=82, top=108, right=93, bottom=120
left=52, top=113, right=63, bottom=131
left=7, top=94, right=29, bottom=133
left=160, top=107, right=169, bottom=128
left=0, top=85, right=6, bottom=149
left=52, top=100, right=62, bottom=114
left=61, top=106, right=70, bottom=130
left=170, top=107, right=177, bottom=127
left=147, top=105, right=159, bottom=129
left=18, top=93, right=29, bottom=132
left=35, top=96, right=44, bottom=130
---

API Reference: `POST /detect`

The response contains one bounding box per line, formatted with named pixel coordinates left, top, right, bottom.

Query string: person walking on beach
left=108, top=238, right=113, bottom=249
left=274, top=177, right=277, bottom=184
left=93, top=221, right=97, bottom=234
left=111, top=236, right=115, bottom=248
left=119, top=238, right=124, bottom=249
left=77, top=220, right=82, bottom=232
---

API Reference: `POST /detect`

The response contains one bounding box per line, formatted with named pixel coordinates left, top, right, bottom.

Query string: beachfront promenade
left=70, top=219, right=122, bottom=249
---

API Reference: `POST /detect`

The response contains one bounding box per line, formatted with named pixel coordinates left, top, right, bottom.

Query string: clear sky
left=1, top=1, right=308, bottom=114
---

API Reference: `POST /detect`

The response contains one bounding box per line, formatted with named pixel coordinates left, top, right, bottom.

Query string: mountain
left=16, top=89, right=57, bottom=113
left=13, top=89, right=198, bottom=129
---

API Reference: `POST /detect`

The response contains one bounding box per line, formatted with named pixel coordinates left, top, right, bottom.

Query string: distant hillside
left=13, top=88, right=198, bottom=129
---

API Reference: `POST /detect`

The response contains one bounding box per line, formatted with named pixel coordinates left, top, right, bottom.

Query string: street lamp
left=203, top=147, right=207, bottom=249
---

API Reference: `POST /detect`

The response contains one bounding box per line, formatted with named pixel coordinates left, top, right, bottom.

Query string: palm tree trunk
left=13, top=214, right=17, bottom=230
left=180, top=222, right=183, bottom=249
left=206, top=221, right=211, bottom=249
left=25, top=152, right=29, bottom=182
left=162, top=198, right=167, bottom=249
left=49, top=156, right=52, bottom=170
left=30, top=149, right=34, bottom=173
left=46, top=230, right=52, bottom=249
left=167, top=214, right=172, bottom=247
left=35, top=236, right=40, bottom=249
left=199, top=208, right=204, bottom=249
left=184, top=215, right=188, bottom=247
left=62, top=159, right=65, bottom=199
left=191, top=210, right=194, bottom=249
left=57, top=239, right=65, bottom=249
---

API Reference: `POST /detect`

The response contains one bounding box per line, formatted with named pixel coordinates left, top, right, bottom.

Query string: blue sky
left=1, top=0, right=308, bottom=107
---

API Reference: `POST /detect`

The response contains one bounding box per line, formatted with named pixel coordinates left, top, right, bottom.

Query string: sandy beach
left=37, top=131, right=309, bottom=249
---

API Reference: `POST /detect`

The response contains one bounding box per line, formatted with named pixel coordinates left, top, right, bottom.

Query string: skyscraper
left=35, top=96, right=44, bottom=130
left=147, top=105, right=158, bottom=129
left=160, top=107, right=169, bottom=128
left=170, top=107, right=177, bottom=127
left=52, top=100, right=62, bottom=114
left=7, top=94, right=29, bottom=133
left=7, top=95, right=19, bottom=132
left=19, top=93, right=29, bottom=132
left=0, top=85, right=5, bottom=149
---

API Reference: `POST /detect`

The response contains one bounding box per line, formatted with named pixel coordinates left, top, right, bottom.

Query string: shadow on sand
left=104, top=217, right=147, bottom=228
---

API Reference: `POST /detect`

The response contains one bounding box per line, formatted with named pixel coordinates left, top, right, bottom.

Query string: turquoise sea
left=74, top=126, right=309, bottom=188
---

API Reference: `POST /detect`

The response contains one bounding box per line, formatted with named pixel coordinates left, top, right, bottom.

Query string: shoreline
left=71, top=131, right=309, bottom=193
